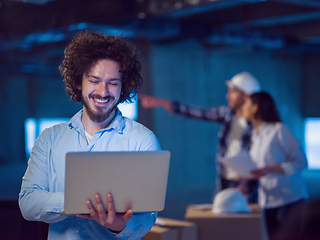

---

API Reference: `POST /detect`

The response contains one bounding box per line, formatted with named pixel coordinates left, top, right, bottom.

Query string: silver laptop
left=64, top=151, right=170, bottom=214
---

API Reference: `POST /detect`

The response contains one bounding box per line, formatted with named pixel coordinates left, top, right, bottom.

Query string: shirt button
left=120, top=234, right=124, bottom=237
left=76, top=230, right=79, bottom=234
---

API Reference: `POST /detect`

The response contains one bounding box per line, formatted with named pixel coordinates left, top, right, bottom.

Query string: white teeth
left=94, top=98, right=109, bottom=103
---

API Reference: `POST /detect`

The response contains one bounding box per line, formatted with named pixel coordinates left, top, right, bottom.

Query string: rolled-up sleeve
left=278, top=125, right=308, bottom=176
left=172, top=101, right=227, bottom=122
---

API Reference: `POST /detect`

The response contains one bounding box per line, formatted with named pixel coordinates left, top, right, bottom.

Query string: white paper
left=221, top=152, right=257, bottom=178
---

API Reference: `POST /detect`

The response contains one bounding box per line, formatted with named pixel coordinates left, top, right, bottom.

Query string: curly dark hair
left=59, top=30, right=143, bottom=103
left=250, top=91, right=281, bottom=123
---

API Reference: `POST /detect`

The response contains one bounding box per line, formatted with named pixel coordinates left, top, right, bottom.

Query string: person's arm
left=139, top=94, right=173, bottom=112
left=277, top=124, right=308, bottom=175
left=18, top=130, right=67, bottom=223
left=251, top=124, right=307, bottom=177
left=139, top=94, right=226, bottom=122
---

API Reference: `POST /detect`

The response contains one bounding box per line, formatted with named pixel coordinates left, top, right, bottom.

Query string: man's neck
left=234, top=107, right=243, bottom=117
left=81, top=109, right=116, bottom=136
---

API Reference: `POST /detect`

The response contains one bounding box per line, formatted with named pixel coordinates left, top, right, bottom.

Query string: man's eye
left=89, top=80, right=99, bottom=84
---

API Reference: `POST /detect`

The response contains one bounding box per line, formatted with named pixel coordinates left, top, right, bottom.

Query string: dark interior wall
left=303, top=54, right=320, bottom=118
left=0, top=77, right=28, bottom=164
left=0, top=71, right=82, bottom=165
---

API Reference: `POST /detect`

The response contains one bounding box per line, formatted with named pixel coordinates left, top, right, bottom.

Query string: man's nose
left=96, top=82, right=109, bottom=96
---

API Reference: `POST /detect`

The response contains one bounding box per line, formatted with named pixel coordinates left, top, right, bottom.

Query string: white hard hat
left=212, top=188, right=251, bottom=214
left=225, top=72, right=261, bottom=95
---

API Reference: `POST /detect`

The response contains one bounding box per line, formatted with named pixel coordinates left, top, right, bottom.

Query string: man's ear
left=77, top=85, right=81, bottom=90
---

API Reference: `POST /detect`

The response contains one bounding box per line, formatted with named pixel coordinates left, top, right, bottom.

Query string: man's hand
left=77, top=193, right=133, bottom=233
left=138, top=94, right=173, bottom=112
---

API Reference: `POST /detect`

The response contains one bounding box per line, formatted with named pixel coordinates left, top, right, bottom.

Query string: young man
left=139, top=72, right=260, bottom=200
left=19, top=30, right=161, bottom=240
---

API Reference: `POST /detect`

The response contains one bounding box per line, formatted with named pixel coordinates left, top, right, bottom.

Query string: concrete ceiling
left=2, top=0, right=320, bottom=53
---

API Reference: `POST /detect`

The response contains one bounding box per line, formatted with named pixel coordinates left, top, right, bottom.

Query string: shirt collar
left=68, top=108, right=125, bottom=134
left=68, top=109, right=83, bottom=130
left=106, top=108, right=125, bottom=133
left=253, top=122, right=268, bottom=135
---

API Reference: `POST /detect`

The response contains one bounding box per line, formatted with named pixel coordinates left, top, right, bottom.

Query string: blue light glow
left=305, top=118, right=320, bottom=169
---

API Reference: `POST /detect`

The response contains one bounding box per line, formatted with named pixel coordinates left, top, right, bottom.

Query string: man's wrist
left=108, top=224, right=126, bottom=233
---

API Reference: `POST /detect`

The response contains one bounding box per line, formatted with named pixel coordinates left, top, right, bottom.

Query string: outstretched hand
left=77, top=193, right=133, bottom=233
left=138, top=94, right=173, bottom=112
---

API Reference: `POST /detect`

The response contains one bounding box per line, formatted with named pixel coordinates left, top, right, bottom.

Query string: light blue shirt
left=19, top=109, right=161, bottom=240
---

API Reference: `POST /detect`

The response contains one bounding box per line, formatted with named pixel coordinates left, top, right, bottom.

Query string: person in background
left=19, top=30, right=161, bottom=240
left=241, top=91, right=308, bottom=240
left=139, top=72, right=260, bottom=202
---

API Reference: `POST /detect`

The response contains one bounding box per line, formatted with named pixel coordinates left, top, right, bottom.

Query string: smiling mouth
left=92, top=97, right=112, bottom=106
left=93, top=97, right=110, bottom=103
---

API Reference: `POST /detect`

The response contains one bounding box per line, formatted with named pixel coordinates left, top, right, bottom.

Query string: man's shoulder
left=33, top=121, right=71, bottom=149
left=121, top=118, right=161, bottom=150
left=39, top=121, right=70, bottom=137
left=123, top=117, right=154, bottom=134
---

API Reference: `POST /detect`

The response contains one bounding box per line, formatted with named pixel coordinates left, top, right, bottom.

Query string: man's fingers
left=122, top=209, right=133, bottom=222
left=106, top=193, right=117, bottom=219
left=86, top=199, right=99, bottom=222
left=95, top=194, right=108, bottom=225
